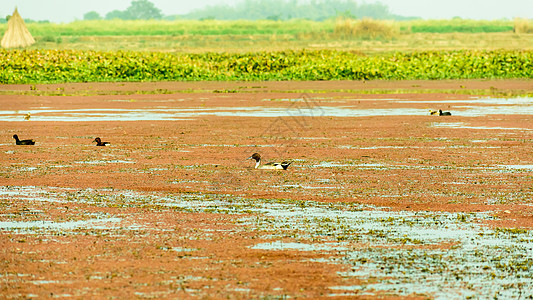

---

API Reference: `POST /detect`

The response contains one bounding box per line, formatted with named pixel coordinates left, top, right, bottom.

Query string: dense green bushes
left=1, top=49, right=531, bottom=84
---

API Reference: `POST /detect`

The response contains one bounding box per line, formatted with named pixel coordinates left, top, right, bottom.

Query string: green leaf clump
left=1, top=49, right=532, bottom=84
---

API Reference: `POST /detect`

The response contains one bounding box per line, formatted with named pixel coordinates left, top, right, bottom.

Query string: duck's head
left=248, top=153, right=261, bottom=162
left=13, top=134, right=18, bottom=139
left=93, top=137, right=101, bottom=143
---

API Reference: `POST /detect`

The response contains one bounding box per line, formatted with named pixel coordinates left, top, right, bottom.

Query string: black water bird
left=438, top=109, right=452, bottom=116
left=13, top=134, right=35, bottom=145
left=93, top=137, right=110, bottom=146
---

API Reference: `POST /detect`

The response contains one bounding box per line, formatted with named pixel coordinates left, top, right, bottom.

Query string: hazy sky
left=2, top=0, right=532, bottom=23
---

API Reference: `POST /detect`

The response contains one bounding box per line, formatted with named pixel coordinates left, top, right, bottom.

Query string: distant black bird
left=13, top=134, right=35, bottom=145
left=93, top=137, right=110, bottom=146
left=439, top=109, right=452, bottom=116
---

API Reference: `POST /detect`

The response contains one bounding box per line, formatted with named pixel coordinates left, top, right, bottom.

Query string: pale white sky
left=2, top=0, right=532, bottom=23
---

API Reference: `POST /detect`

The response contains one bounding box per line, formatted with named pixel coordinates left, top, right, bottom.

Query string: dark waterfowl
left=248, top=153, right=291, bottom=170
left=438, top=109, right=452, bottom=116
left=93, top=137, right=110, bottom=146
left=13, top=134, right=35, bottom=145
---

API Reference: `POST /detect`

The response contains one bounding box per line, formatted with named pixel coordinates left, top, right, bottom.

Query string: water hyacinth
left=0, top=49, right=532, bottom=84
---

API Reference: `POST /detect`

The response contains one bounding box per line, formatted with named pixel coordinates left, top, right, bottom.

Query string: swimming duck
left=438, top=109, right=452, bottom=116
left=13, top=134, right=35, bottom=145
left=248, top=153, right=291, bottom=170
left=93, top=137, right=110, bottom=146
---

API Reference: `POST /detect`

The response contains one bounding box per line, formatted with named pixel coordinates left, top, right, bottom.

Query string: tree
left=179, top=0, right=400, bottom=21
left=105, top=10, right=129, bottom=20
left=103, top=0, right=162, bottom=20
left=84, top=11, right=102, bottom=20
left=125, top=0, right=163, bottom=20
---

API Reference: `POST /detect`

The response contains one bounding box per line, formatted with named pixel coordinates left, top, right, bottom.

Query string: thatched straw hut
left=1, top=8, right=35, bottom=48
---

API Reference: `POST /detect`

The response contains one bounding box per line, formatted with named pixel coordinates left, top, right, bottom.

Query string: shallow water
left=1, top=96, right=531, bottom=121
left=431, top=122, right=533, bottom=131
left=0, top=107, right=425, bottom=121
left=1, top=186, right=531, bottom=298
left=0, top=217, right=122, bottom=231
left=74, top=159, right=135, bottom=164
left=395, top=96, right=533, bottom=105
left=250, top=241, right=349, bottom=251
left=498, top=164, right=533, bottom=171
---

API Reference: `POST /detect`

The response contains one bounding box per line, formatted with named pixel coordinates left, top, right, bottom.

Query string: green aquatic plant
left=1, top=49, right=532, bottom=84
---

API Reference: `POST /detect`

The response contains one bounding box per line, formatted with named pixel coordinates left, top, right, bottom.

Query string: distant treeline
left=77, top=0, right=416, bottom=22
left=0, top=17, right=49, bottom=24
left=174, top=0, right=415, bottom=21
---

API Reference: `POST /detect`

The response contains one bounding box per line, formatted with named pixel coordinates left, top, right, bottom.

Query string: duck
left=247, top=153, right=291, bottom=170
left=93, top=137, right=110, bottom=146
left=438, top=109, right=452, bottom=116
left=13, top=134, right=35, bottom=145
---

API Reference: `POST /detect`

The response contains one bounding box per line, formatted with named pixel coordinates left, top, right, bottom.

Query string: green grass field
left=0, top=18, right=531, bottom=53
left=0, top=19, right=522, bottom=37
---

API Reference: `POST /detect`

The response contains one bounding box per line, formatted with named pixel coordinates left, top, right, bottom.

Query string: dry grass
left=514, top=18, right=533, bottom=34
left=334, top=18, right=399, bottom=40
left=28, top=32, right=533, bottom=54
